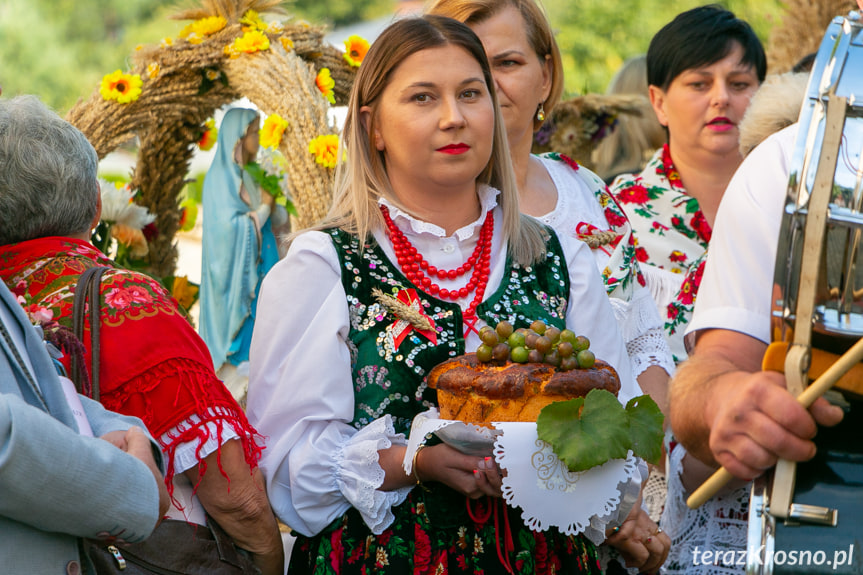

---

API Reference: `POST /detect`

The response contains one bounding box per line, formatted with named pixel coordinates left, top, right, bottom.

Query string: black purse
left=72, top=266, right=260, bottom=574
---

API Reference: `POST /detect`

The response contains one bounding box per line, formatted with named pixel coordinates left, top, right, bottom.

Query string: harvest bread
left=428, top=353, right=620, bottom=425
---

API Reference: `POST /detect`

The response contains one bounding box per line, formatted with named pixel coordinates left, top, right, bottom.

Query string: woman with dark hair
left=611, top=4, right=766, bottom=365
left=246, top=14, right=641, bottom=574
left=608, top=6, right=766, bottom=573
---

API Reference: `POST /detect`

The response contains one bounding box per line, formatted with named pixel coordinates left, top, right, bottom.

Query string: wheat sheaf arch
left=66, top=0, right=357, bottom=279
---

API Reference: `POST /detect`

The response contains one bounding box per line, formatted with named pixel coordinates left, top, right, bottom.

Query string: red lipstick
left=706, top=117, right=734, bottom=132
left=437, top=143, right=470, bottom=155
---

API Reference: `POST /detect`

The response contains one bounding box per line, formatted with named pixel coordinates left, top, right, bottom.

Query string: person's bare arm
left=670, top=329, right=843, bottom=479
left=184, top=439, right=284, bottom=575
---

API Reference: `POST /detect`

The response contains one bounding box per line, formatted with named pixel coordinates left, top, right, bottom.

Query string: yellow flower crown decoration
left=315, top=68, right=335, bottom=104
left=260, top=114, right=289, bottom=149
left=225, top=29, right=270, bottom=58
left=100, top=70, right=143, bottom=104
left=309, top=134, right=340, bottom=169
left=179, top=16, right=227, bottom=44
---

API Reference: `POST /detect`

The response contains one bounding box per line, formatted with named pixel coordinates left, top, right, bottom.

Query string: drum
left=752, top=9, right=863, bottom=575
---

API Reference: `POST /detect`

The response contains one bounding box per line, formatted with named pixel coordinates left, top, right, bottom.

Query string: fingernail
left=473, top=469, right=480, bottom=478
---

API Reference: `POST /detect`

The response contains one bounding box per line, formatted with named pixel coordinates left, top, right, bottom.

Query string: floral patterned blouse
left=610, top=145, right=712, bottom=363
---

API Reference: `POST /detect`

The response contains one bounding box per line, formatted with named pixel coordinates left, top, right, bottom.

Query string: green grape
left=559, top=356, right=578, bottom=371
left=559, top=329, right=577, bottom=345
left=534, top=336, right=552, bottom=354
left=507, top=331, right=526, bottom=349
left=527, top=349, right=544, bottom=363
left=557, top=341, right=574, bottom=358
left=511, top=346, right=529, bottom=363
left=492, top=343, right=511, bottom=361
left=476, top=344, right=493, bottom=363
left=524, top=332, right=539, bottom=349
left=545, top=326, right=561, bottom=343
left=495, top=320, right=514, bottom=339
left=530, top=320, right=547, bottom=335
left=544, top=350, right=561, bottom=368
left=576, top=349, right=595, bottom=368
left=480, top=328, right=499, bottom=346
left=574, top=335, right=590, bottom=352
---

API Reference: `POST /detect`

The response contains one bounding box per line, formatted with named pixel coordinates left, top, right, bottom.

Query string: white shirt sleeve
left=686, top=124, right=797, bottom=346
left=246, top=231, right=411, bottom=537
left=558, top=233, right=641, bottom=405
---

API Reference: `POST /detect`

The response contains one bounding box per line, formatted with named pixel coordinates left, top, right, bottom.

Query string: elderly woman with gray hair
left=0, top=95, right=283, bottom=575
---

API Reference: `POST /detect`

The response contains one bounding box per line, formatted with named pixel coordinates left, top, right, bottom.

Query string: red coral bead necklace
left=380, top=205, right=493, bottom=326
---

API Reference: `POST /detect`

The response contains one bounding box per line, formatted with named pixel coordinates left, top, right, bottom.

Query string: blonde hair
left=311, top=15, right=547, bottom=266
left=427, top=0, right=563, bottom=133
left=592, top=55, right=666, bottom=182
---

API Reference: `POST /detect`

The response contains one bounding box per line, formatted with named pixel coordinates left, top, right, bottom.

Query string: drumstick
left=686, top=336, right=863, bottom=509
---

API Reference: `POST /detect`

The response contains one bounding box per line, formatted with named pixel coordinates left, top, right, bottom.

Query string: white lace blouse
left=246, top=186, right=640, bottom=537
left=536, top=157, right=675, bottom=379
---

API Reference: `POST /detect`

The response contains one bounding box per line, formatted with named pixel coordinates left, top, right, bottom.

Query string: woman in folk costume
left=0, top=96, right=283, bottom=575
left=199, top=107, right=286, bottom=386
left=246, top=14, right=644, bottom=574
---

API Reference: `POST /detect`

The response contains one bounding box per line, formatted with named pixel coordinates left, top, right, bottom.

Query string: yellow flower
left=225, top=30, right=270, bottom=58
left=240, top=10, right=268, bottom=31
left=343, top=35, right=369, bottom=67
left=171, top=275, right=199, bottom=311
left=268, top=22, right=284, bottom=34
left=99, top=70, right=143, bottom=104
left=279, top=37, right=294, bottom=52
left=260, top=114, right=289, bottom=150
left=315, top=68, right=336, bottom=105
left=111, top=223, right=149, bottom=258
left=161, top=37, right=173, bottom=47
left=146, top=62, right=160, bottom=79
left=309, top=134, right=340, bottom=169
left=199, top=118, right=218, bottom=151
left=135, top=44, right=144, bottom=51
left=179, top=16, right=227, bottom=41
left=205, top=69, right=221, bottom=81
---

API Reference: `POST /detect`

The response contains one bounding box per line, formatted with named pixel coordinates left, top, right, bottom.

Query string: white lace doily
left=404, top=410, right=641, bottom=541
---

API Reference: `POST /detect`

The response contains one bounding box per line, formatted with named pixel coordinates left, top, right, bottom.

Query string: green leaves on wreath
left=536, top=389, right=663, bottom=472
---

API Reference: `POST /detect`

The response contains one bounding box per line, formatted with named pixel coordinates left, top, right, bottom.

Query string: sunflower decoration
left=240, top=9, right=268, bottom=31
left=99, top=70, right=143, bottom=104
left=343, top=35, right=369, bottom=67
left=309, top=134, right=340, bottom=169
left=260, top=114, right=289, bottom=149
left=315, top=68, right=336, bottom=104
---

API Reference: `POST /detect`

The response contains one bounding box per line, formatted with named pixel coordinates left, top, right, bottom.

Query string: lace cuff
left=627, top=328, right=676, bottom=379
left=335, top=416, right=413, bottom=534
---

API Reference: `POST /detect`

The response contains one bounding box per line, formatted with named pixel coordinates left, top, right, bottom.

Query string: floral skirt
left=289, top=483, right=601, bottom=575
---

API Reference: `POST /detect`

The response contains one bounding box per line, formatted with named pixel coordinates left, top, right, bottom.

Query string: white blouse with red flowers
left=610, top=145, right=711, bottom=363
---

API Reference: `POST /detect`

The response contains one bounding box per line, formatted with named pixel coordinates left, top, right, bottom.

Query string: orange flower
left=99, top=70, right=143, bottom=104
left=315, top=68, right=336, bottom=104
left=260, top=114, right=289, bottom=150
left=171, top=275, right=199, bottom=310
left=111, top=223, right=149, bottom=258
left=309, top=134, right=340, bottom=169
left=343, top=35, right=369, bottom=67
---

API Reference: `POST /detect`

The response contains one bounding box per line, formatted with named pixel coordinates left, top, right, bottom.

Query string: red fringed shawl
left=0, top=237, right=264, bottom=493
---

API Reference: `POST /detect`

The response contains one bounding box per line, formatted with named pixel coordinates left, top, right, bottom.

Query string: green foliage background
left=0, top=0, right=784, bottom=113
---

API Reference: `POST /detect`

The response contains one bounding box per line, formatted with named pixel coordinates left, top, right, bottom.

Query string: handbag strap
left=71, top=266, right=107, bottom=401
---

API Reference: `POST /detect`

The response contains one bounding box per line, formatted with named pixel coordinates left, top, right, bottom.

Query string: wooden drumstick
left=686, top=336, right=863, bottom=509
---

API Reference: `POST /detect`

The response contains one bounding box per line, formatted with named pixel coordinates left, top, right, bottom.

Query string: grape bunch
left=475, top=320, right=595, bottom=371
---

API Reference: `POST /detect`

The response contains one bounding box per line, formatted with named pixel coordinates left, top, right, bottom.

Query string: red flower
left=12, top=280, right=27, bottom=298
left=329, top=528, right=344, bottom=571
left=690, top=211, right=712, bottom=243
left=104, top=287, right=131, bottom=310
left=413, top=523, right=432, bottom=574
left=616, top=183, right=649, bottom=204
left=635, top=246, right=649, bottom=262
left=535, top=531, right=550, bottom=575
left=667, top=303, right=680, bottom=320
left=125, top=285, right=153, bottom=304
left=671, top=215, right=683, bottom=227
left=652, top=221, right=669, bottom=232
left=604, top=207, right=628, bottom=228
left=142, top=222, right=158, bottom=242
left=560, top=154, right=580, bottom=172
left=669, top=250, right=687, bottom=263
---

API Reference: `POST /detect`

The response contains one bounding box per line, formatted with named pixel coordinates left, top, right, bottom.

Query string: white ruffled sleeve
left=558, top=233, right=640, bottom=405
left=608, top=287, right=676, bottom=378
left=246, top=231, right=411, bottom=538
